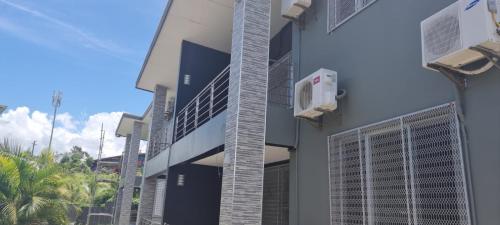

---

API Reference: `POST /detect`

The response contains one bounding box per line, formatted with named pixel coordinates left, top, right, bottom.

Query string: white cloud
left=0, top=107, right=146, bottom=158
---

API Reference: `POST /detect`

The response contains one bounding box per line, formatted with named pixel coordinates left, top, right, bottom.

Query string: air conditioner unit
left=282, top=0, right=311, bottom=19
left=421, top=0, right=500, bottom=70
left=294, top=68, right=337, bottom=119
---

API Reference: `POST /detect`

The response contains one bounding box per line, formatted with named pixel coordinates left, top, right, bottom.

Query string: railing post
left=173, top=117, right=178, bottom=143
left=183, top=110, right=187, bottom=137
left=210, top=83, right=214, bottom=118
left=195, top=98, right=199, bottom=128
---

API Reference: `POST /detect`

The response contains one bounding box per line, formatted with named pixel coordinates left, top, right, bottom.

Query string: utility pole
left=87, top=123, right=105, bottom=225
left=31, top=140, right=37, bottom=155
left=48, top=91, right=62, bottom=151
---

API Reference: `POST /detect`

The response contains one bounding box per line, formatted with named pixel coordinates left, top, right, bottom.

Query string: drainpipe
left=452, top=84, right=478, bottom=225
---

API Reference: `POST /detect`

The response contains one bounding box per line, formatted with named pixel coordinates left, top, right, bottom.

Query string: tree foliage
left=0, top=141, right=119, bottom=225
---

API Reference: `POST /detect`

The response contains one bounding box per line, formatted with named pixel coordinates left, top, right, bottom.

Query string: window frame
left=327, top=0, right=378, bottom=33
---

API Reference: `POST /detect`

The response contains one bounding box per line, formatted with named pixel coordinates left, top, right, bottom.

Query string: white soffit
left=136, top=0, right=289, bottom=93
left=115, top=113, right=150, bottom=141
left=192, top=145, right=290, bottom=167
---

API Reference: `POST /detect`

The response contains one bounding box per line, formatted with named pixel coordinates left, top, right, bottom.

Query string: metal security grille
left=328, top=103, right=470, bottom=225
left=328, top=0, right=377, bottom=32
left=268, top=53, right=293, bottom=107
left=153, top=179, right=167, bottom=216
left=262, top=164, right=290, bottom=225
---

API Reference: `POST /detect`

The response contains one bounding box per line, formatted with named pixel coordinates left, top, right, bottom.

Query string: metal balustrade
left=174, top=65, right=230, bottom=142
left=173, top=53, right=293, bottom=143
left=147, top=118, right=174, bottom=160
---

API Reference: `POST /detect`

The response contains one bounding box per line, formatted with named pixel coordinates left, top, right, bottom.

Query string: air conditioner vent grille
left=299, top=81, right=313, bottom=110
left=422, top=2, right=462, bottom=63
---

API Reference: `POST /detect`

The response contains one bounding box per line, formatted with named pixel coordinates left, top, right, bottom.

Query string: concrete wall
left=289, top=0, right=500, bottom=224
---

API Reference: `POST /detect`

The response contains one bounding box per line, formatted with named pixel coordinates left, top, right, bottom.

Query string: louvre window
left=328, top=103, right=471, bottom=225
left=153, top=178, right=167, bottom=216
left=328, top=0, right=377, bottom=32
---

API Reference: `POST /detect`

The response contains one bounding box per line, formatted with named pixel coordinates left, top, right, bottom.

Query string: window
left=328, top=103, right=471, bottom=225
left=328, top=0, right=377, bottom=32
left=153, top=178, right=167, bottom=216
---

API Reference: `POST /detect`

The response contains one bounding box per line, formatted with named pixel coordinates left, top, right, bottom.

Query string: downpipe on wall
left=452, top=76, right=478, bottom=225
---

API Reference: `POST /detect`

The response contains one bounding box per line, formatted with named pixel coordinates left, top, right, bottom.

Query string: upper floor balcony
left=174, top=52, right=293, bottom=143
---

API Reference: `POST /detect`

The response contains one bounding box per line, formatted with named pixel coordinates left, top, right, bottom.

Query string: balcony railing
left=148, top=118, right=174, bottom=160
left=173, top=53, right=293, bottom=143
left=174, top=65, right=230, bottom=142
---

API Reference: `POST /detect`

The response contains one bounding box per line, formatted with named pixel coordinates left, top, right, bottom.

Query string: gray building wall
left=289, top=0, right=500, bottom=225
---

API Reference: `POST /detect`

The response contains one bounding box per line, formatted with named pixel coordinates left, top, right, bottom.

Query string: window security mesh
left=262, top=164, right=290, bottom=225
left=153, top=179, right=167, bottom=216
left=328, top=103, right=470, bottom=225
left=328, top=0, right=377, bottom=32
left=268, top=53, right=294, bottom=107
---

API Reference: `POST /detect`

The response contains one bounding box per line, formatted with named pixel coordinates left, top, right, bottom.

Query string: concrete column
left=148, top=85, right=167, bottom=159
left=118, top=121, right=143, bottom=225
left=120, top=135, right=132, bottom=185
left=219, top=0, right=271, bottom=224
left=137, top=85, right=167, bottom=225
left=136, top=177, right=156, bottom=224
left=113, top=135, right=131, bottom=224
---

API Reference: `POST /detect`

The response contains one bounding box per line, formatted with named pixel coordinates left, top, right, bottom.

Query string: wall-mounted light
left=184, top=74, right=191, bottom=85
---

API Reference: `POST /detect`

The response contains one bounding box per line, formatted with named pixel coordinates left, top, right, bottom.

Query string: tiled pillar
left=137, top=85, right=167, bottom=225
left=219, top=0, right=271, bottom=224
left=137, top=177, right=156, bottom=224
left=118, top=121, right=143, bottom=225
left=113, top=135, right=131, bottom=224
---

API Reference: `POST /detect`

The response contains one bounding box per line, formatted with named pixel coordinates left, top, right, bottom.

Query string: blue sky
left=0, top=0, right=167, bottom=118
left=0, top=0, right=167, bottom=156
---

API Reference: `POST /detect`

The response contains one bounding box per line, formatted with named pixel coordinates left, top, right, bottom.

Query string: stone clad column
left=113, top=135, right=131, bottom=224
left=136, top=85, right=167, bottom=225
left=219, top=0, right=271, bottom=224
left=118, top=121, right=143, bottom=225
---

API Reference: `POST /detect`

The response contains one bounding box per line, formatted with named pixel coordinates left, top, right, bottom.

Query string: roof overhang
left=115, top=109, right=152, bottom=141
left=136, top=0, right=290, bottom=93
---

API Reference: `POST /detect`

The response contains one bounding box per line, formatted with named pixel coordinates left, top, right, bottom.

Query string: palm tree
left=0, top=150, right=69, bottom=225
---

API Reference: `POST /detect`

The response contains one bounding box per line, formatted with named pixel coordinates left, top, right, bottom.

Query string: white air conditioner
left=421, top=0, right=500, bottom=70
left=282, top=0, right=311, bottom=19
left=294, top=68, right=337, bottom=119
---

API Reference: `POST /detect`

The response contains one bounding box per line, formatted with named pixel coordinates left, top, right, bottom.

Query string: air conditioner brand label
left=313, top=76, right=320, bottom=85
left=465, top=0, right=480, bottom=10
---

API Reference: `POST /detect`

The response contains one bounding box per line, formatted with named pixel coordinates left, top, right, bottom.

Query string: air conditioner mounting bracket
left=428, top=63, right=467, bottom=89
left=470, top=45, right=500, bottom=70
left=297, top=115, right=323, bottom=129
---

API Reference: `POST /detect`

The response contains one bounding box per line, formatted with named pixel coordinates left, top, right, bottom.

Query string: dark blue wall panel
left=163, top=164, right=222, bottom=225
left=176, top=41, right=231, bottom=112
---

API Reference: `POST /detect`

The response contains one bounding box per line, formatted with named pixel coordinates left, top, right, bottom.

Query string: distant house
left=92, top=153, right=146, bottom=173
